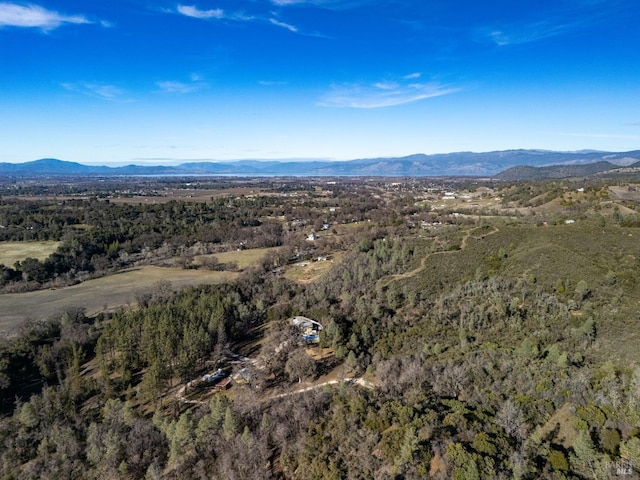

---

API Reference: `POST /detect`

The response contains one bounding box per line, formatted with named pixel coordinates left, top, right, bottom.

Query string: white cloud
left=271, top=0, right=369, bottom=8
left=488, top=30, right=510, bottom=46
left=272, top=0, right=320, bottom=5
left=155, top=73, right=206, bottom=94
left=62, top=82, right=124, bottom=101
left=372, top=81, right=398, bottom=90
left=155, top=80, right=199, bottom=94
left=269, top=18, right=298, bottom=32
left=0, top=2, right=90, bottom=30
left=486, top=18, right=586, bottom=46
left=319, top=78, right=460, bottom=108
left=170, top=3, right=311, bottom=34
left=177, top=5, right=223, bottom=19
left=403, top=72, right=421, bottom=80
left=490, top=0, right=638, bottom=47
left=90, top=85, right=123, bottom=100
left=259, top=80, right=287, bottom=86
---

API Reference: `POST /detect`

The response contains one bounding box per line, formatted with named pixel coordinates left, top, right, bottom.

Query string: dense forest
left=1, top=176, right=640, bottom=479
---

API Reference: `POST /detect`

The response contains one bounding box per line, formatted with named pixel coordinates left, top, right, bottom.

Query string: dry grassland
left=534, top=403, right=579, bottom=449
left=195, top=247, right=280, bottom=270
left=609, top=185, right=640, bottom=201
left=0, top=241, right=62, bottom=266
left=0, top=266, right=236, bottom=335
left=284, top=252, right=344, bottom=284
left=105, top=187, right=267, bottom=204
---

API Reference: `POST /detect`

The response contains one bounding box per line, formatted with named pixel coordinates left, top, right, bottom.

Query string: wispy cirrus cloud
left=0, top=2, right=92, bottom=30
left=269, top=17, right=298, bottom=32
left=482, top=0, right=623, bottom=48
left=61, top=82, right=125, bottom=101
left=177, top=4, right=223, bottom=19
left=155, top=73, right=206, bottom=94
left=272, top=0, right=308, bottom=4
left=174, top=4, right=250, bottom=22
left=174, top=3, right=305, bottom=33
left=259, top=80, right=288, bottom=86
left=271, top=0, right=372, bottom=9
left=487, top=20, right=580, bottom=46
left=319, top=75, right=461, bottom=108
left=155, top=81, right=198, bottom=94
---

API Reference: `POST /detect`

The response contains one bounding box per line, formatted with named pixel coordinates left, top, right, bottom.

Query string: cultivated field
left=0, top=266, right=237, bottom=336
left=0, top=241, right=61, bottom=267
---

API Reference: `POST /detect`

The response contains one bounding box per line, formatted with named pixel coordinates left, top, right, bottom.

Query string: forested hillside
left=1, top=176, right=639, bottom=479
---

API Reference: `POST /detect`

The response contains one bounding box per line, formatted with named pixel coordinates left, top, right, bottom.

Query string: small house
left=202, top=369, right=225, bottom=384
left=291, top=316, right=324, bottom=344
left=215, top=377, right=232, bottom=391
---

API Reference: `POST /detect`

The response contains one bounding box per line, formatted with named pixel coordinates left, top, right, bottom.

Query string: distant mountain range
left=495, top=160, right=640, bottom=181
left=2, top=150, right=640, bottom=178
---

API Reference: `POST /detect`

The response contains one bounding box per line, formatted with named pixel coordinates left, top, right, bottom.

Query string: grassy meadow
left=0, top=266, right=237, bottom=335
left=0, top=247, right=286, bottom=335
left=195, top=246, right=280, bottom=270
left=0, top=241, right=61, bottom=267
left=284, top=252, right=345, bottom=284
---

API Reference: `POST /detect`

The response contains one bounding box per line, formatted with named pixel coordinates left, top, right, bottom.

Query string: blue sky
left=1, top=0, right=639, bottom=164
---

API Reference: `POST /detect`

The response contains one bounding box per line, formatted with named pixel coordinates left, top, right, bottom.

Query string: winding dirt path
left=175, top=376, right=375, bottom=405
left=377, top=225, right=499, bottom=289
left=268, top=377, right=375, bottom=401
left=175, top=381, right=207, bottom=405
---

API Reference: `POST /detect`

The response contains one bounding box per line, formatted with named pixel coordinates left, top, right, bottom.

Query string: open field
left=194, top=247, right=279, bottom=270
left=609, top=184, right=640, bottom=201
left=105, top=187, right=268, bottom=204
left=0, top=241, right=61, bottom=266
left=284, top=252, right=345, bottom=283
left=0, top=266, right=237, bottom=336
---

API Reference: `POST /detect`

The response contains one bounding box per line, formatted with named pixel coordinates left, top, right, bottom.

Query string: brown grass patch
left=535, top=403, right=579, bottom=449
left=0, top=241, right=61, bottom=266
left=105, top=187, right=267, bottom=204
left=194, top=247, right=280, bottom=270
left=609, top=185, right=640, bottom=202
left=307, top=346, right=334, bottom=361
left=283, top=252, right=344, bottom=284
left=429, top=453, right=447, bottom=477
left=0, top=266, right=236, bottom=335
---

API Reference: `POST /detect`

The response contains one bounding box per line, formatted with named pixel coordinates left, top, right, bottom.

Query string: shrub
left=576, top=404, right=606, bottom=429
left=548, top=449, right=569, bottom=472
left=599, top=428, right=621, bottom=454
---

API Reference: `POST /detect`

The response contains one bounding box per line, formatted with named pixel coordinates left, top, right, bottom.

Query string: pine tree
left=223, top=406, right=238, bottom=440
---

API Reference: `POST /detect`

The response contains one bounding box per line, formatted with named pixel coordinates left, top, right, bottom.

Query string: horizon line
left=2, top=148, right=631, bottom=166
